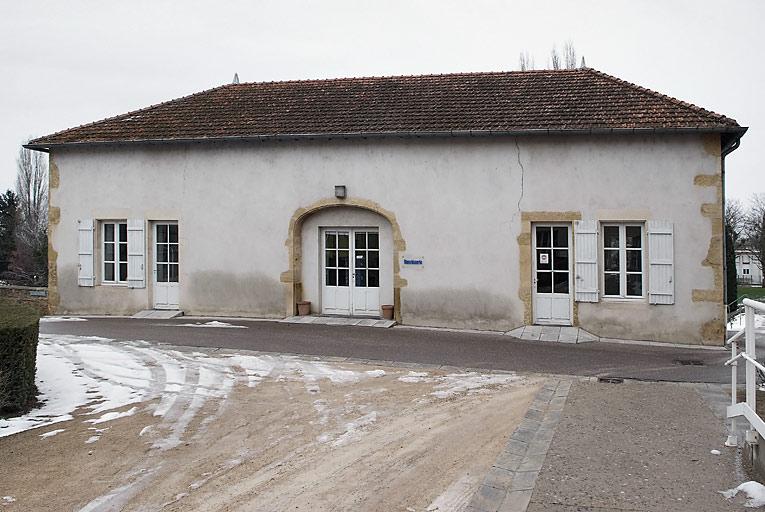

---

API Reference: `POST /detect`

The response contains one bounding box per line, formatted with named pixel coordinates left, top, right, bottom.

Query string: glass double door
left=322, top=228, right=380, bottom=316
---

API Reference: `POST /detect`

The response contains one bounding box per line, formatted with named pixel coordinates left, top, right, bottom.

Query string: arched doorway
left=281, top=198, right=407, bottom=322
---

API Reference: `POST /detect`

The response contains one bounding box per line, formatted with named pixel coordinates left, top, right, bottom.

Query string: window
left=744, top=268, right=750, bottom=275
left=602, top=224, right=644, bottom=298
left=102, top=221, right=128, bottom=283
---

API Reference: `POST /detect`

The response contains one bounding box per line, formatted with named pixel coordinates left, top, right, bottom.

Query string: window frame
left=600, top=222, right=646, bottom=301
left=101, top=220, right=128, bottom=285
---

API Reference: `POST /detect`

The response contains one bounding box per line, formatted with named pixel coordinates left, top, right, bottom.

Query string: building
left=26, top=68, right=747, bottom=345
left=736, top=250, right=763, bottom=286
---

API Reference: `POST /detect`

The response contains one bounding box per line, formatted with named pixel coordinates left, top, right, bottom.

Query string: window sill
left=601, top=296, right=646, bottom=303
left=100, top=283, right=129, bottom=287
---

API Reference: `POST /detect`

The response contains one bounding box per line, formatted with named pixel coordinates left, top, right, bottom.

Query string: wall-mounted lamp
left=334, top=185, right=346, bottom=199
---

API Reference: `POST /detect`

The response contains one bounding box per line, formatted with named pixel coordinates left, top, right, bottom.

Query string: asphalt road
left=41, top=317, right=734, bottom=383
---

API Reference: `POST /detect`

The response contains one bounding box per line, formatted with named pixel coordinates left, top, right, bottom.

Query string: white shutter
left=77, top=219, right=95, bottom=287
left=647, top=220, right=674, bottom=304
left=127, top=219, right=146, bottom=288
left=574, top=220, right=599, bottom=302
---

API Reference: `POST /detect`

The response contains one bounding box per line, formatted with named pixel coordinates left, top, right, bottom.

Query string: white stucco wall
left=48, top=133, right=723, bottom=343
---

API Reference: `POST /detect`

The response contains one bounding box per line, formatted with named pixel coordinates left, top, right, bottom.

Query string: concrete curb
left=467, top=377, right=572, bottom=512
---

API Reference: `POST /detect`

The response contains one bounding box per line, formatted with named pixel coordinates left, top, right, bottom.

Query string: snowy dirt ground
left=0, top=334, right=542, bottom=512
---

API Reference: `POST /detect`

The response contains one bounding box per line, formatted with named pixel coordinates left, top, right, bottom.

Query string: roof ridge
left=230, top=68, right=585, bottom=87
left=28, top=83, right=233, bottom=145
left=584, top=68, right=738, bottom=126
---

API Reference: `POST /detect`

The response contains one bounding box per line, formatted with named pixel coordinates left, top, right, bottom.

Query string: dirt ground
left=0, top=340, right=542, bottom=512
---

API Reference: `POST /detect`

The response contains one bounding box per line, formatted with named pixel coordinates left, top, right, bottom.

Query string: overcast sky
left=1, top=1, right=762, bottom=201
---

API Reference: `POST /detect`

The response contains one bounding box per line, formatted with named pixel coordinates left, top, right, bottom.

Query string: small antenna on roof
left=232, top=73, right=240, bottom=84
left=580, top=56, right=586, bottom=68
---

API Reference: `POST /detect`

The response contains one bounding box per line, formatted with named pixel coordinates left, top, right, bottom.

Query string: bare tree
left=9, top=144, right=48, bottom=285
left=563, top=40, right=577, bottom=69
left=519, top=51, right=535, bottom=71
left=550, top=45, right=561, bottom=70
left=745, top=193, right=765, bottom=285
left=726, top=198, right=745, bottom=239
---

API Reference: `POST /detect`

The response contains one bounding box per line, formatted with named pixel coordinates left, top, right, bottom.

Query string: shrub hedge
left=0, top=300, right=40, bottom=415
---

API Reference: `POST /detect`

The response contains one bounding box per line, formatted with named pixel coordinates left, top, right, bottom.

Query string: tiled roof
left=28, top=68, right=744, bottom=148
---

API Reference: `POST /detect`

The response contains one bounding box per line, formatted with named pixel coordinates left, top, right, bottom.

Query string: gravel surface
left=527, top=381, right=748, bottom=512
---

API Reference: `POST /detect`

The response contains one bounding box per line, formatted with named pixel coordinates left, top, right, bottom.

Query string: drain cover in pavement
left=673, top=359, right=704, bottom=366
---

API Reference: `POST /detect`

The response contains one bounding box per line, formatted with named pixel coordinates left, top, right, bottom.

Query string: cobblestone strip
left=466, top=377, right=572, bottom=512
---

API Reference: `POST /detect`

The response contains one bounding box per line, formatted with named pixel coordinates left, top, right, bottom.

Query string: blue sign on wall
left=401, top=256, right=424, bottom=268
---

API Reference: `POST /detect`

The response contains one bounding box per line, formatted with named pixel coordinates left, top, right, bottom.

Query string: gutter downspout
left=721, top=131, right=745, bottom=342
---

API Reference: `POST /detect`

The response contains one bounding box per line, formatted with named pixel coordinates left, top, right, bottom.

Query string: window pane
left=169, top=224, right=178, bottom=243
left=367, top=233, right=379, bottom=249
left=157, top=225, right=168, bottom=243
left=535, top=227, right=551, bottom=248
left=626, top=250, right=642, bottom=272
left=338, top=234, right=349, bottom=249
left=326, top=268, right=337, bottom=286
left=553, top=249, right=568, bottom=271
left=105, top=243, right=114, bottom=262
left=553, top=272, right=569, bottom=294
left=338, top=269, right=349, bottom=286
left=157, top=264, right=168, bottom=283
left=338, top=250, right=349, bottom=268
left=603, top=226, right=619, bottom=248
left=325, top=232, right=336, bottom=249
left=604, top=249, right=620, bottom=272
left=104, top=262, right=114, bottom=281
left=368, top=269, right=379, bottom=287
left=552, top=227, right=568, bottom=248
left=169, top=245, right=179, bottom=263
left=368, top=251, right=379, bottom=269
left=157, top=244, right=168, bottom=263
left=119, top=263, right=128, bottom=282
left=627, top=274, right=642, bottom=296
left=326, top=250, right=336, bottom=268
left=119, top=223, right=127, bottom=242
left=119, top=243, right=127, bottom=262
left=604, top=273, right=620, bottom=295
left=537, top=249, right=552, bottom=270
left=355, top=232, right=366, bottom=249
left=355, top=269, right=366, bottom=287
left=625, top=226, right=642, bottom=248
left=104, top=223, right=114, bottom=242
left=355, top=251, right=366, bottom=269
left=537, top=272, right=552, bottom=293
left=169, top=264, right=179, bottom=283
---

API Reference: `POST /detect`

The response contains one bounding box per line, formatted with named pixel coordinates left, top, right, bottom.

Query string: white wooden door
left=321, top=229, right=380, bottom=316
left=153, top=222, right=179, bottom=309
left=532, top=224, right=572, bottom=325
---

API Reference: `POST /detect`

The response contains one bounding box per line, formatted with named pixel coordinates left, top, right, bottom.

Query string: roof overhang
left=24, top=125, right=748, bottom=153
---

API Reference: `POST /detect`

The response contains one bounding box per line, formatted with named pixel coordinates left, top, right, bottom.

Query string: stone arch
left=280, top=197, right=407, bottom=322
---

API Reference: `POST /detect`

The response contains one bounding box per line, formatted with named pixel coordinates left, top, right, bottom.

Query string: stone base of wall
left=0, top=285, right=49, bottom=315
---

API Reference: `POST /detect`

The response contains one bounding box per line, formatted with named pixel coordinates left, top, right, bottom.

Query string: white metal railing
left=726, top=298, right=765, bottom=446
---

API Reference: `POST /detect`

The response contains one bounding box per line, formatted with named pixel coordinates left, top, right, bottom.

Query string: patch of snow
left=40, top=316, right=87, bottom=322
left=178, top=321, right=247, bottom=328
left=728, top=313, right=765, bottom=331
left=39, top=428, right=65, bottom=438
left=431, top=373, right=523, bottom=399
left=365, top=369, right=386, bottom=377
left=427, top=472, right=479, bottom=511
left=139, top=426, right=153, bottom=437
left=398, top=371, right=430, bottom=383
left=2, top=496, right=15, bottom=503
left=711, top=449, right=721, bottom=455
left=85, top=435, right=100, bottom=444
left=721, top=481, right=765, bottom=507
left=332, top=411, right=378, bottom=447
left=86, top=406, right=138, bottom=424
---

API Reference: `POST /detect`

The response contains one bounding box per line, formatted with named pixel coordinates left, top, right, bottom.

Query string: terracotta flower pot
left=297, top=301, right=311, bottom=316
left=381, top=304, right=394, bottom=320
